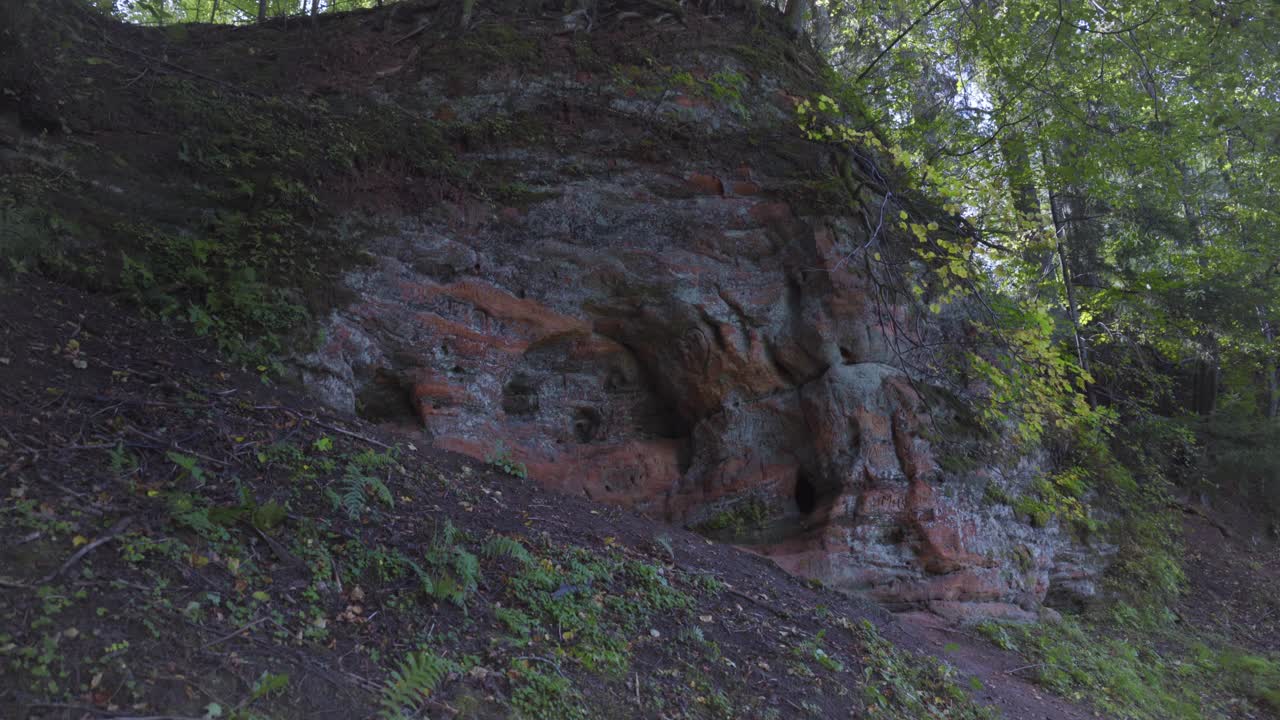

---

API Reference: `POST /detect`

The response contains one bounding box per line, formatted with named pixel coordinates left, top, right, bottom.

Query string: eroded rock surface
left=298, top=18, right=1108, bottom=617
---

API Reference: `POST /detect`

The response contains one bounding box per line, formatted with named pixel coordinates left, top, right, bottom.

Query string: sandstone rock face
left=298, top=21, right=1108, bottom=617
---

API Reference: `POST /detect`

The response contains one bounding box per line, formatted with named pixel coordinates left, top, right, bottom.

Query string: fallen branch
left=198, top=616, right=268, bottom=651
left=23, top=704, right=203, bottom=720
left=41, top=516, right=135, bottom=585
left=253, top=405, right=394, bottom=450
left=3, top=518, right=136, bottom=588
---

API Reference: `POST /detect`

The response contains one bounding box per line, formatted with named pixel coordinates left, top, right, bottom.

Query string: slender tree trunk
left=310, top=0, right=319, bottom=16
left=1047, top=186, right=1090, bottom=377
left=1039, top=142, right=1094, bottom=405
left=257, top=0, right=267, bottom=22
left=783, top=0, right=808, bottom=35
left=209, top=0, right=219, bottom=23
left=999, top=128, right=1054, bottom=290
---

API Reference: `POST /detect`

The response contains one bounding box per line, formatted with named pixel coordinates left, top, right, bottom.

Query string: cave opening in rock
left=794, top=472, right=818, bottom=515
left=356, top=369, right=419, bottom=425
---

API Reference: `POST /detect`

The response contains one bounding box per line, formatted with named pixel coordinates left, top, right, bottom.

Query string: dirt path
left=893, top=613, right=1099, bottom=720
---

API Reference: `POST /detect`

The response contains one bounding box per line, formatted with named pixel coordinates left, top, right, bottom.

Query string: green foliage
left=326, top=470, right=393, bottom=521
left=248, top=670, right=290, bottom=703
left=693, top=497, right=769, bottom=536
left=0, top=203, right=63, bottom=275
left=815, top=0, right=1280, bottom=504
left=500, top=545, right=697, bottom=677
left=485, top=441, right=528, bottom=479
left=378, top=649, right=455, bottom=720
left=482, top=535, right=535, bottom=568
left=409, top=521, right=481, bottom=608
left=850, top=619, right=998, bottom=720
left=167, top=492, right=229, bottom=541
left=509, top=663, right=586, bottom=720
left=118, top=225, right=308, bottom=368
left=976, top=614, right=1280, bottom=719
left=794, top=629, right=844, bottom=672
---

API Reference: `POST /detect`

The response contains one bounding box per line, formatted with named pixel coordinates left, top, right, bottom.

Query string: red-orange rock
left=686, top=172, right=724, bottom=195
left=302, top=66, right=1107, bottom=618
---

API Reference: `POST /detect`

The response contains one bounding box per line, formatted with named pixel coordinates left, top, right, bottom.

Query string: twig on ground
left=253, top=405, right=394, bottom=450
left=199, top=617, right=268, bottom=651
left=40, top=516, right=135, bottom=585
left=23, top=701, right=203, bottom=719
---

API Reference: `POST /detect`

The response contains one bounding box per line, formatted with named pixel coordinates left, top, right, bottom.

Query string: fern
left=378, top=650, right=453, bottom=720
left=326, top=481, right=367, bottom=520
left=482, top=535, right=534, bottom=567
left=452, top=548, right=480, bottom=594
left=403, top=522, right=483, bottom=608
left=363, top=473, right=394, bottom=509
left=327, top=471, right=394, bottom=520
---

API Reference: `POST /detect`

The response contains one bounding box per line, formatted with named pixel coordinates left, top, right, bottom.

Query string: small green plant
left=482, top=535, right=534, bottom=567
left=975, top=620, right=1018, bottom=651
left=851, top=619, right=998, bottom=720
left=795, top=629, right=844, bottom=672
left=409, top=521, right=481, bottom=608
left=326, top=468, right=393, bottom=520
left=486, top=441, right=528, bottom=479
left=248, top=670, right=290, bottom=703
left=167, top=451, right=208, bottom=485
left=693, top=497, right=769, bottom=536
left=510, top=662, right=586, bottom=720
left=379, top=650, right=455, bottom=720
left=167, top=492, right=229, bottom=541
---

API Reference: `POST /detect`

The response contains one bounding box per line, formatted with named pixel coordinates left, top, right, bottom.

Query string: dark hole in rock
left=502, top=372, right=541, bottom=417
left=573, top=406, right=602, bottom=443
left=794, top=472, right=818, bottom=515
left=604, top=365, right=635, bottom=392
left=839, top=345, right=855, bottom=364
left=356, top=369, right=418, bottom=424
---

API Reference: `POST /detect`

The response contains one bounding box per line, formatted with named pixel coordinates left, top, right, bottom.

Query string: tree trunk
left=999, top=127, right=1054, bottom=289
left=783, top=0, right=808, bottom=36
left=310, top=0, right=319, bottom=16
left=1039, top=141, right=1094, bottom=404
left=209, top=0, right=219, bottom=23
left=1047, top=186, right=1090, bottom=377
left=257, top=0, right=267, bottom=22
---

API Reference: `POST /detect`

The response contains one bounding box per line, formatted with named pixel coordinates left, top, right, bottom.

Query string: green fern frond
left=453, top=548, right=480, bottom=593
left=429, top=573, right=464, bottom=606
left=436, top=520, right=460, bottom=548
left=482, top=535, right=534, bottom=567
left=340, top=483, right=366, bottom=519
left=378, top=650, right=453, bottom=720
left=366, top=475, right=394, bottom=508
